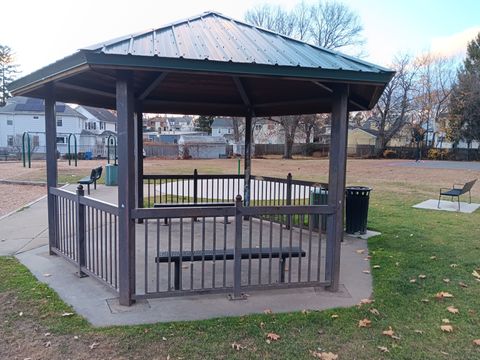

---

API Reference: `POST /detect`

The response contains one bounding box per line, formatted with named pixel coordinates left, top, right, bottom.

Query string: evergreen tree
left=447, top=33, right=480, bottom=146
left=0, top=45, right=19, bottom=106
left=195, top=115, right=214, bottom=134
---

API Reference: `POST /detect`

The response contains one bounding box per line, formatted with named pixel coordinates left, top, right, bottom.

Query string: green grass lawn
left=1, top=192, right=480, bottom=359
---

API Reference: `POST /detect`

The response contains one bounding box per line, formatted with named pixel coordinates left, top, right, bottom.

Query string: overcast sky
left=2, top=0, right=479, bottom=76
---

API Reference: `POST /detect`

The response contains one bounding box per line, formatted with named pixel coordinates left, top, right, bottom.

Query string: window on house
left=32, top=135, right=40, bottom=147
left=255, top=124, right=262, bottom=131
left=100, top=122, right=104, bottom=130
left=56, top=137, right=65, bottom=144
left=56, top=117, right=63, bottom=127
left=7, top=119, right=13, bottom=125
left=33, top=116, right=39, bottom=119
left=7, top=135, right=14, bottom=146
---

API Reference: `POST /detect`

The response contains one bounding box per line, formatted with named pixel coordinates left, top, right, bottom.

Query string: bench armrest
left=439, top=187, right=451, bottom=193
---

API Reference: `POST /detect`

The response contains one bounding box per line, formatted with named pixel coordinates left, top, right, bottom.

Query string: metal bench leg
left=458, top=196, right=460, bottom=211
left=437, top=194, right=441, bottom=208
left=87, top=184, right=90, bottom=195
left=94, top=180, right=97, bottom=190
left=174, top=259, right=180, bottom=290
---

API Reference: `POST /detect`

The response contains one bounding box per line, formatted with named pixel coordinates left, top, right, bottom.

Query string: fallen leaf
left=442, top=318, right=450, bottom=323
left=331, top=314, right=339, bottom=319
left=260, top=322, right=265, bottom=329
left=89, top=342, right=99, bottom=350
left=421, top=298, right=430, bottom=303
left=264, top=308, right=273, bottom=314
left=472, top=270, right=480, bottom=279
left=377, top=346, right=389, bottom=353
left=45, top=341, right=51, bottom=348
left=430, top=256, right=437, bottom=260
left=73, top=336, right=79, bottom=340
left=370, top=308, right=380, bottom=316
left=61, top=312, right=74, bottom=317
left=459, top=282, right=468, bottom=288
left=441, top=325, right=453, bottom=332
left=414, top=330, right=424, bottom=334
left=362, top=270, right=371, bottom=274
left=162, top=337, right=167, bottom=341
left=266, top=332, right=280, bottom=341
left=44, top=332, right=51, bottom=337
left=435, top=292, right=454, bottom=300
left=410, top=279, right=417, bottom=283
left=310, top=351, right=338, bottom=360
left=19, top=312, right=23, bottom=317
left=447, top=306, right=459, bottom=314
left=356, top=249, right=366, bottom=254
left=382, top=327, right=395, bottom=338
left=450, top=264, right=458, bottom=268
left=473, top=339, right=480, bottom=346
left=231, top=342, right=244, bottom=351
left=358, top=318, right=372, bottom=328
left=373, top=265, right=381, bottom=269
left=43, top=273, right=52, bottom=277
left=443, top=278, right=450, bottom=283
left=395, top=262, right=400, bottom=266
left=359, top=298, right=374, bottom=305
left=302, top=309, right=310, bottom=315
left=419, top=274, right=427, bottom=279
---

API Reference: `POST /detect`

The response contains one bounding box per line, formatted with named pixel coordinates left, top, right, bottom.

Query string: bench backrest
left=94, top=166, right=103, bottom=180
left=89, top=168, right=97, bottom=180
left=461, top=179, right=477, bottom=194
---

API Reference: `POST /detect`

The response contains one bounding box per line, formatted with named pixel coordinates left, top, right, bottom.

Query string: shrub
left=427, top=149, right=447, bottom=160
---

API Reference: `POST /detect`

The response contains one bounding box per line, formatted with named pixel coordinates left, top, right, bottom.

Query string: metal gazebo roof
left=8, top=11, right=394, bottom=116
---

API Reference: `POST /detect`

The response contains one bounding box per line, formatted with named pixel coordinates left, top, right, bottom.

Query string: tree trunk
left=284, top=138, right=294, bottom=159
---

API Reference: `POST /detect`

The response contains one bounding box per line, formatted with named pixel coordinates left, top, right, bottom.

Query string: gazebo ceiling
left=8, top=11, right=394, bottom=117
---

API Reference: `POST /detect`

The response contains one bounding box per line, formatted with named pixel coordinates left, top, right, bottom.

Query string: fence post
left=76, top=185, right=87, bottom=278
left=286, top=172, right=292, bottom=229
left=230, top=195, right=246, bottom=300
left=193, top=169, right=198, bottom=204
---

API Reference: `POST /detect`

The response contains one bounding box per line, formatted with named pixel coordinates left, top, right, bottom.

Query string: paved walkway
left=1, top=184, right=374, bottom=326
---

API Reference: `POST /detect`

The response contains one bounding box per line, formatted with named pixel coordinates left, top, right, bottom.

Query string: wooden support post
left=243, top=112, right=252, bottom=210
left=117, top=72, right=136, bottom=306
left=44, top=84, right=58, bottom=255
left=325, top=84, right=349, bottom=292
left=135, top=105, right=144, bottom=224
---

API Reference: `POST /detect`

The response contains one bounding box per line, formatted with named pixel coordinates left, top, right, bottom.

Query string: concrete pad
left=16, top=235, right=372, bottom=326
left=413, top=199, right=480, bottom=213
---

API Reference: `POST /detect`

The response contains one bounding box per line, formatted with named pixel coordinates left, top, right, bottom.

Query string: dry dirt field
left=0, top=157, right=479, bottom=216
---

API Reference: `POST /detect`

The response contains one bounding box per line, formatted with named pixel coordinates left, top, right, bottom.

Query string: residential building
left=75, top=105, right=117, bottom=134
left=178, top=135, right=227, bottom=159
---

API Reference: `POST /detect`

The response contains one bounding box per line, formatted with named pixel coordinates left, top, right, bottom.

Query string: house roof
left=0, top=96, right=86, bottom=118
left=7, top=11, right=394, bottom=117
left=350, top=126, right=378, bottom=137
left=211, top=118, right=233, bottom=128
left=79, top=105, right=117, bottom=123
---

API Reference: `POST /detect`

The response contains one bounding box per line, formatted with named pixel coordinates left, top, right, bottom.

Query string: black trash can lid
left=346, top=186, right=372, bottom=192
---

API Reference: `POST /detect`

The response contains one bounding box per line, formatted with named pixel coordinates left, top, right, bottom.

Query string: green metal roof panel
left=82, top=11, right=390, bottom=75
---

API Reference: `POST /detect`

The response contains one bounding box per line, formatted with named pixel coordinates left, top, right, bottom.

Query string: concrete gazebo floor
left=1, top=184, right=375, bottom=326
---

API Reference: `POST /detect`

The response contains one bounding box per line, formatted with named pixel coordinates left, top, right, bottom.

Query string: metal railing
left=144, top=170, right=327, bottom=206
left=50, top=187, right=119, bottom=291
left=132, top=196, right=333, bottom=299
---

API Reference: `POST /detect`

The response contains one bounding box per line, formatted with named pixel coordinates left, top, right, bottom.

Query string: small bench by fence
left=78, top=166, right=102, bottom=195
left=438, top=179, right=477, bottom=210
left=156, top=247, right=306, bottom=290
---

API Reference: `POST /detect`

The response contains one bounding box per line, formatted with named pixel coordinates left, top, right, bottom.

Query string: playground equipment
left=105, top=135, right=118, bottom=186
left=107, top=135, right=117, bottom=165
left=67, top=133, right=77, bottom=166
left=22, top=132, right=31, bottom=168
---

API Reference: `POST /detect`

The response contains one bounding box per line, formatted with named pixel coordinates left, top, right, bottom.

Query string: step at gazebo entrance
left=8, top=11, right=394, bottom=306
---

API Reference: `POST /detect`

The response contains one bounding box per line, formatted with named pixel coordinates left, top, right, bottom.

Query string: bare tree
left=231, top=117, right=245, bottom=143
left=292, top=1, right=311, bottom=41
left=413, top=54, right=454, bottom=148
left=309, top=1, right=364, bottom=51
left=374, top=54, right=416, bottom=155
left=244, top=4, right=295, bottom=36
left=267, top=115, right=302, bottom=158
left=0, top=45, right=19, bottom=106
left=299, top=114, right=318, bottom=143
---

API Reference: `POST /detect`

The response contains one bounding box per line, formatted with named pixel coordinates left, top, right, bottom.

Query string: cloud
left=431, top=27, right=480, bottom=58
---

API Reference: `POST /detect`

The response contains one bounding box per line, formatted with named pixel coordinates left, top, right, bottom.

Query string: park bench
left=438, top=179, right=477, bottom=211
left=78, top=166, right=103, bottom=195
left=155, top=247, right=306, bottom=290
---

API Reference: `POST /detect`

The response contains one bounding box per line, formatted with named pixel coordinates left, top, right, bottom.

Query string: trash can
left=85, top=151, right=92, bottom=160
left=105, top=164, right=118, bottom=186
left=345, top=186, right=372, bottom=234
left=310, top=187, right=328, bottom=231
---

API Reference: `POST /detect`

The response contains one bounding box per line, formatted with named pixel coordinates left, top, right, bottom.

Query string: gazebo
left=8, top=11, right=394, bottom=306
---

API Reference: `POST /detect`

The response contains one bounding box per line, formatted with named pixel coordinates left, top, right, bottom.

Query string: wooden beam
left=116, top=71, right=136, bottom=306
left=232, top=76, right=251, bottom=107
left=44, top=84, right=58, bottom=255
left=56, top=82, right=116, bottom=98
left=325, top=84, right=349, bottom=292
left=138, top=72, right=168, bottom=100
left=312, top=80, right=368, bottom=110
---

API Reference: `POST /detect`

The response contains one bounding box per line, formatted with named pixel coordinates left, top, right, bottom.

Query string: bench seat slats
left=155, top=247, right=305, bottom=263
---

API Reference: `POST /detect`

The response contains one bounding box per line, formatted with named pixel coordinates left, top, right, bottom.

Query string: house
left=347, top=127, right=377, bottom=153
left=166, top=116, right=195, bottom=132
left=178, top=135, right=227, bottom=159
left=75, top=105, right=117, bottom=134
left=159, top=131, right=206, bottom=144
left=0, top=97, right=86, bottom=156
